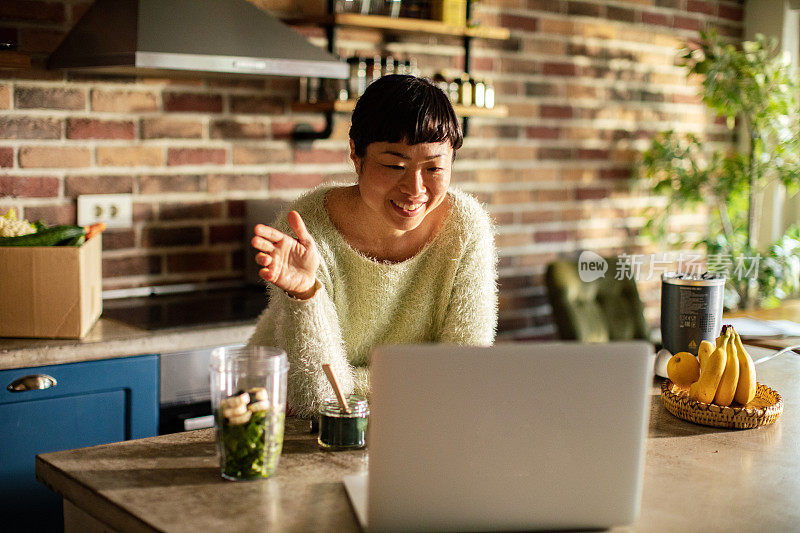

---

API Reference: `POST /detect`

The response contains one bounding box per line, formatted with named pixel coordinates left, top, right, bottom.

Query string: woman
left=248, top=75, right=497, bottom=418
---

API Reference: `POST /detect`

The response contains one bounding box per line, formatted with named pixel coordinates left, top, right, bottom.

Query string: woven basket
left=660, top=380, right=783, bottom=429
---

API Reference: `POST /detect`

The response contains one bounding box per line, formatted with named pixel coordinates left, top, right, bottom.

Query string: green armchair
left=545, top=260, right=649, bottom=342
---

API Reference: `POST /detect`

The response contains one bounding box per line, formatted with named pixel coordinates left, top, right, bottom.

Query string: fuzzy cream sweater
left=248, top=184, right=498, bottom=418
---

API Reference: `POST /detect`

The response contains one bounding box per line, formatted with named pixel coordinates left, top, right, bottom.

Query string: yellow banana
left=698, top=340, right=715, bottom=367
left=689, top=329, right=728, bottom=404
left=712, top=328, right=739, bottom=406
left=732, top=329, right=757, bottom=406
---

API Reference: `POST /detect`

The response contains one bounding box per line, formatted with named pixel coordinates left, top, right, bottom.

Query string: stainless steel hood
left=48, top=0, right=348, bottom=79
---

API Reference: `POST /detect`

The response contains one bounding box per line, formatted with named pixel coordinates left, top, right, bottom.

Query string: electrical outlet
left=77, top=194, right=133, bottom=229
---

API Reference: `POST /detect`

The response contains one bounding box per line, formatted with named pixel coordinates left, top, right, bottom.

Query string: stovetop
left=102, top=285, right=268, bottom=331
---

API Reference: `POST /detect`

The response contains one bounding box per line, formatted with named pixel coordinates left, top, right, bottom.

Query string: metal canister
left=660, top=273, right=725, bottom=356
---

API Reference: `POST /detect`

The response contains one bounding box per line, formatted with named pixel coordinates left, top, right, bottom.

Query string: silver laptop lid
left=366, top=341, right=654, bottom=532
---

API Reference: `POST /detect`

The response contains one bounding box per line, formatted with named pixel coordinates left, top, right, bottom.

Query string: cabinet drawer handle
left=7, top=374, right=58, bottom=392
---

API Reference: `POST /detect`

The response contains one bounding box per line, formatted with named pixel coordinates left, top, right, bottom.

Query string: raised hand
left=252, top=211, right=320, bottom=299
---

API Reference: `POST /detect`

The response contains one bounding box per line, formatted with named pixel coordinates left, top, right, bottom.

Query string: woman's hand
left=252, top=211, right=320, bottom=299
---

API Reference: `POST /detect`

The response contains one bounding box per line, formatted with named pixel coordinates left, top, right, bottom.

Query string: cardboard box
left=0, top=235, right=102, bottom=339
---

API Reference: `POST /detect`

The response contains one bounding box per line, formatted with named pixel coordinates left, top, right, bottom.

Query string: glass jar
left=210, top=346, right=288, bottom=481
left=318, top=395, right=369, bottom=450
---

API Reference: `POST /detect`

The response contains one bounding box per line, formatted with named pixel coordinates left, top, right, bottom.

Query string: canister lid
left=661, top=272, right=726, bottom=287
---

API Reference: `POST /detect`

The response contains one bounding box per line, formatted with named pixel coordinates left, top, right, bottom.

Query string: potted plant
left=638, top=30, right=800, bottom=309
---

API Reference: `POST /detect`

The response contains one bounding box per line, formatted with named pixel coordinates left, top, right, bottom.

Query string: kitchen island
left=37, top=348, right=800, bottom=532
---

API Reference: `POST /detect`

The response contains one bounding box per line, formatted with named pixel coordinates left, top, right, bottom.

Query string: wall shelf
left=292, top=100, right=508, bottom=118
left=0, top=51, right=31, bottom=70
left=286, top=13, right=510, bottom=40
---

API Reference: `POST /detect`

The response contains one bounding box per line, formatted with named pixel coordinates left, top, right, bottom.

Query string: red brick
left=269, top=173, right=324, bottom=190
left=20, top=146, right=90, bottom=168
left=233, top=146, right=292, bottom=165
left=141, top=118, right=203, bottom=139
left=499, top=14, right=538, bottom=32
left=540, top=105, right=573, bottom=119
left=227, top=200, right=245, bottom=218
left=0, top=1, right=65, bottom=23
left=0, top=147, right=12, bottom=167
left=0, top=175, right=59, bottom=197
left=526, top=0, right=562, bottom=12
left=142, top=226, right=204, bottom=247
left=567, top=1, right=601, bottom=17
left=64, top=175, right=133, bottom=196
left=159, top=202, right=225, bottom=220
left=527, top=126, right=561, bottom=139
left=101, top=229, right=135, bottom=251
left=92, top=90, right=158, bottom=113
left=576, top=187, right=609, bottom=200
left=687, top=0, right=715, bottom=15
left=539, top=148, right=574, bottom=160
left=578, top=148, right=609, bottom=159
left=606, top=6, right=635, bottom=22
left=0, top=116, right=62, bottom=139
left=67, top=118, right=135, bottom=140
left=166, top=251, right=227, bottom=273
left=674, top=16, right=702, bottom=31
left=210, top=120, right=268, bottom=140
left=210, top=224, right=244, bottom=244
left=103, top=255, right=161, bottom=277
left=164, top=93, right=223, bottom=113
left=15, top=87, right=85, bottom=110
left=600, top=167, right=630, bottom=180
left=23, top=203, right=76, bottom=225
left=229, top=95, right=284, bottom=114
left=207, top=174, right=264, bottom=194
left=294, top=148, right=347, bottom=165
left=535, top=189, right=571, bottom=202
left=642, top=11, right=671, bottom=27
left=0, top=85, right=9, bottom=109
left=97, top=146, right=163, bottom=167
left=133, top=202, right=155, bottom=223
left=139, top=174, right=203, bottom=194
left=718, top=4, right=743, bottom=21
left=542, top=62, right=576, bottom=76
left=168, top=148, right=226, bottom=166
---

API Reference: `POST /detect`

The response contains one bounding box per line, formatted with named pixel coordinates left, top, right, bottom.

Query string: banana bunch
left=219, top=387, right=269, bottom=426
left=686, top=326, right=757, bottom=407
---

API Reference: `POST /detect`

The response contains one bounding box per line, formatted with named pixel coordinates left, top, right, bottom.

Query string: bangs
left=350, top=75, right=463, bottom=157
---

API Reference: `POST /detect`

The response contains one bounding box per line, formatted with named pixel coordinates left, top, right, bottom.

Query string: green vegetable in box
left=0, top=209, right=105, bottom=246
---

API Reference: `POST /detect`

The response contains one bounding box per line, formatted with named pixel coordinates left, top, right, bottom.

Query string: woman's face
left=350, top=139, right=453, bottom=235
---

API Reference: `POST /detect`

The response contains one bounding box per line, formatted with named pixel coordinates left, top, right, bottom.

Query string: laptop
left=343, top=341, right=654, bottom=532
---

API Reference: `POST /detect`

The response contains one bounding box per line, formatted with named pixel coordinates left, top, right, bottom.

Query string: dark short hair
left=349, top=74, right=463, bottom=158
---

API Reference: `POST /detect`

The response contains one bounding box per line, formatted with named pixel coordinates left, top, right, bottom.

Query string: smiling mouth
left=390, top=199, right=425, bottom=214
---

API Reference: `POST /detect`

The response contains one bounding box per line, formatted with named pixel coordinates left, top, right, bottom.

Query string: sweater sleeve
left=439, top=206, right=498, bottom=346
left=248, top=282, right=355, bottom=418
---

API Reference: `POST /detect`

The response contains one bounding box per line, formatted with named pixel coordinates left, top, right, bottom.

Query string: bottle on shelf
left=471, top=77, right=485, bottom=108
left=484, top=79, right=495, bottom=109
left=458, top=73, right=472, bottom=106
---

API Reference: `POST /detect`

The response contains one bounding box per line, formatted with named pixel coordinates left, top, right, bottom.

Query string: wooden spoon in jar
left=322, top=363, right=351, bottom=415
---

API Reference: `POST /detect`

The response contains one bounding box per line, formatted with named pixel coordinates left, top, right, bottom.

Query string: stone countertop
left=0, top=317, right=257, bottom=370
left=36, top=348, right=800, bottom=532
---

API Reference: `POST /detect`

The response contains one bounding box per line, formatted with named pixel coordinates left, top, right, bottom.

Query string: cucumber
left=0, top=225, right=85, bottom=247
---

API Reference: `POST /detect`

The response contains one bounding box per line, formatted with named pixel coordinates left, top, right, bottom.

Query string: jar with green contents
left=318, top=395, right=369, bottom=450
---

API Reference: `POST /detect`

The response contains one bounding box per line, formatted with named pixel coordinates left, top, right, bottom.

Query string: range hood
left=48, top=0, right=348, bottom=79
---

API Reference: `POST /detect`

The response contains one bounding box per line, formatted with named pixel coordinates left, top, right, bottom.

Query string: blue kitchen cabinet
left=0, top=355, right=158, bottom=530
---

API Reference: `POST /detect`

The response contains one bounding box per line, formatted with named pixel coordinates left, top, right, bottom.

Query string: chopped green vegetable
left=217, top=407, right=285, bottom=480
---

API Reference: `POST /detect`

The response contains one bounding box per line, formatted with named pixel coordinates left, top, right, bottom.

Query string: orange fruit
left=667, top=351, right=701, bottom=388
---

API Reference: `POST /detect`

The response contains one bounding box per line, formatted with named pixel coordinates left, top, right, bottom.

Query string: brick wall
left=0, top=0, right=744, bottom=339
